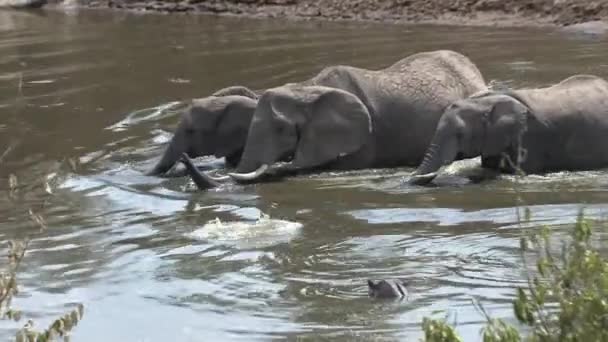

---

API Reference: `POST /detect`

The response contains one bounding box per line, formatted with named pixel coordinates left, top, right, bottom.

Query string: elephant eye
left=185, top=128, right=195, bottom=135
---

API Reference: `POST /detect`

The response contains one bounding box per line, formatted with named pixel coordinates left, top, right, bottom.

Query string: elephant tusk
left=206, top=174, right=231, bottom=182
left=227, top=164, right=269, bottom=181
left=408, top=172, right=438, bottom=186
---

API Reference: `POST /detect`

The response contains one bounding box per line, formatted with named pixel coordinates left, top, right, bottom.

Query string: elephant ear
left=214, top=96, right=258, bottom=158
left=483, top=95, right=529, bottom=159
left=292, top=88, right=372, bottom=169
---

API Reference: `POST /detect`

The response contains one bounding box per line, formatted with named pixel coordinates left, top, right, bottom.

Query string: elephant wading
left=147, top=86, right=259, bottom=176
left=183, top=50, right=488, bottom=189
left=410, top=74, right=608, bottom=185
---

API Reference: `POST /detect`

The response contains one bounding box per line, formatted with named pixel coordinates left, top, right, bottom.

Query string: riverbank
left=74, top=0, right=608, bottom=28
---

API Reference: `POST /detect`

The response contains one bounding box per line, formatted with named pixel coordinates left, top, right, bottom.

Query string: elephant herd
left=147, top=49, right=608, bottom=189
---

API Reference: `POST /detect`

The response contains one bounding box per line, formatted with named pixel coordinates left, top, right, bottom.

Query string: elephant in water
left=147, top=85, right=259, bottom=176
left=410, top=74, right=608, bottom=185
left=182, top=50, right=488, bottom=189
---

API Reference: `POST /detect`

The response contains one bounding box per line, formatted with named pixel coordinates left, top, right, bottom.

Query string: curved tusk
left=227, top=164, right=269, bottom=181
left=206, top=174, right=231, bottom=182
left=408, top=172, right=438, bottom=186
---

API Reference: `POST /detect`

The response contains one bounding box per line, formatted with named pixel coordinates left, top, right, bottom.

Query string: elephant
left=367, top=279, right=408, bottom=299
left=146, top=85, right=260, bottom=176
left=410, top=74, right=608, bottom=185
left=154, top=50, right=487, bottom=181
left=192, top=49, right=487, bottom=185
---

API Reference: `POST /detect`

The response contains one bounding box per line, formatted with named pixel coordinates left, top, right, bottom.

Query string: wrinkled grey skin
left=367, top=280, right=407, bottom=299
left=410, top=74, right=608, bottom=185
left=217, top=50, right=487, bottom=184
left=147, top=85, right=259, bottom=176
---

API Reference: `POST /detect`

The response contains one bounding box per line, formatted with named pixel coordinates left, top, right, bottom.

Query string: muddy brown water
left=1, top=9, right=608, bottom=341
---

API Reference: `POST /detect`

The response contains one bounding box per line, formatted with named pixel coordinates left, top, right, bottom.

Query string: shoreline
left=70, top=0, right=608, bottom=29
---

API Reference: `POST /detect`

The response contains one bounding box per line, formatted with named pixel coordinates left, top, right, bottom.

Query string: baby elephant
left=367, top=279, right=408, bottom=299
left=411, top=74, right=608, bottom=185
left=147, top=85, right=259, bottom=176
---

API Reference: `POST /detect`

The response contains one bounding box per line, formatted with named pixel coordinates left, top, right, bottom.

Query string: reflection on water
left=1, top=8, right=608, bottom=341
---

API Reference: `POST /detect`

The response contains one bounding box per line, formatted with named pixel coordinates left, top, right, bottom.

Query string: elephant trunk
left=410, top=136, right=459, bottom=185
left=235, top=153, right=264, bottom=173
left=232, top=144, right=297, bottom=183
left=228, top=163, right=299, bottom=184
left=234, top=126, right=290, bottom=174
left=415, top=143, right=443, bottom=175
left=147, top=133, right=185, bottom=176
left=180, top=153, right=221, bottom=190
left=224, top=150, right=243, bottom=169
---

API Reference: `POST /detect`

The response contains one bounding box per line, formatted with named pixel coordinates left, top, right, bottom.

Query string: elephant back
left=384, top=50, right=487, bottom=98
left=551, top=74, right=608, bottom=93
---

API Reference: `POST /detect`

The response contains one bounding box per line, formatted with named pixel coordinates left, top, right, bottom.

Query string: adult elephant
left=179, top=50, right=488, bottom=189
left=410, top=74, right=608, bottom=185
left=146, top=85, right=259, bottom=176
left=220, top=49, right=488, bottom=184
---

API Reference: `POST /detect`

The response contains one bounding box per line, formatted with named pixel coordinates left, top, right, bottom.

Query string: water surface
left=1, top=9, right=608, bottom=341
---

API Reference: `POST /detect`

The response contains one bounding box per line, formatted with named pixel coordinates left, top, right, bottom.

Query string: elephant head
left=227, top=85, right=372, bottom=181
left=147, top=86, right=258, bottom=176
left=367, top=279, right=407, bottom=299
left=410, top=92, right=530, bottom=185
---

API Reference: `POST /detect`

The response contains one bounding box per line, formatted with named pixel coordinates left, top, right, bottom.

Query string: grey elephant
left=410, top=74, right=608, bottom=185
left=180, top=50, right=486, bottom=186
left=146, top=85, right=259, bottom=176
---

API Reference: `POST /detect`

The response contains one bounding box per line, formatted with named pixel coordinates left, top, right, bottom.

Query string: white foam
left=186, top=214, right=302, bottom=249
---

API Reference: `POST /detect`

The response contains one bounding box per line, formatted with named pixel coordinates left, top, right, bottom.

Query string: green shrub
left=423, top=209, right=608, bottom=342
left=2, top=145, right=85, bottom=342
left=422, top=317, right=463, bottom=342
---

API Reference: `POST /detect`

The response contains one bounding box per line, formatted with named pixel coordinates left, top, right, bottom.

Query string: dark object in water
left=367, top=279, right=407, bottom=299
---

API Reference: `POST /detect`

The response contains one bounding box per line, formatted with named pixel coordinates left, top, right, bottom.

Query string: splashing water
left=106, top=101, right=184, bottom=132
left=186, top=214, right=303, bottom=249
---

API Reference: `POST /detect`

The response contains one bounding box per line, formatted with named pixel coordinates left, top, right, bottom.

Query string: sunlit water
left=1, top=8, right=608, bottom=341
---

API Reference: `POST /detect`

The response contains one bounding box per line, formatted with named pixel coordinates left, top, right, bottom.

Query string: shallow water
left=1, top=8, right=608, bottom=341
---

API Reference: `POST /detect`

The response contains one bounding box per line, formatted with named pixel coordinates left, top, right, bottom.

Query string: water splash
left=107, top=101, right=183, bottom=132
left=186, top=214, right=303, bottom=249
